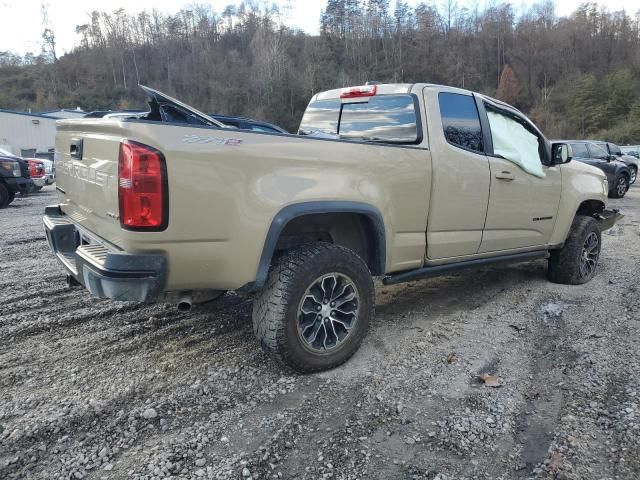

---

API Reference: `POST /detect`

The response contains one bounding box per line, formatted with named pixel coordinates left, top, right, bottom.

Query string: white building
left=0, top=108, right=85, bottom=157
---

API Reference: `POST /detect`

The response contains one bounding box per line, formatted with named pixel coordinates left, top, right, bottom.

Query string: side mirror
left=552, top=143, right=573, bottom=164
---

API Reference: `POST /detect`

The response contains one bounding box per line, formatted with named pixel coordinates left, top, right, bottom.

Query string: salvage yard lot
left=1, top=186, right=639, bottom=480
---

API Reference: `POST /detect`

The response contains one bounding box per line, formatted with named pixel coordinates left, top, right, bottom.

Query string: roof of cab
left=311, top=82, right=519, bottom=111
left=308, top=83, right=531, bottom=128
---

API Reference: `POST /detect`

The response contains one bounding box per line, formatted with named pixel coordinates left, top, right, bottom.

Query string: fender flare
left=254, top=201, right=387, bottom=288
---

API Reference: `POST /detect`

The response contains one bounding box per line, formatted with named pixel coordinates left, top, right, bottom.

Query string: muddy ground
left=1, top=185, right=639, bottom=480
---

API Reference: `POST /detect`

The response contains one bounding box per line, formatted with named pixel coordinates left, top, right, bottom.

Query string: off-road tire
left=548, top=215, right=601, bottom=285
left=252, top=242, right=374, bottom=373
left=609, top=173, right=629, bottom=198
left=0, top=182, right=9, bottom=209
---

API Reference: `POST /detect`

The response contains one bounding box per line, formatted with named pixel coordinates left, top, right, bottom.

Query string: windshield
left=0, top=148, right=14, bottom=156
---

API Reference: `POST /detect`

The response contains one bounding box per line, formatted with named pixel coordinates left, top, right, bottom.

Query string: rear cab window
left=299, top=94, right=420, bottom=145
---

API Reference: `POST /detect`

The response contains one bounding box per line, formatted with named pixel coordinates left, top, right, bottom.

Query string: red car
left=27, top=159, right=46, bottom=191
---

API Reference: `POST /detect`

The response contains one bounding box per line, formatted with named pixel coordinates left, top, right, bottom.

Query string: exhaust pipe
left=177, top=294, right=192, bottom=312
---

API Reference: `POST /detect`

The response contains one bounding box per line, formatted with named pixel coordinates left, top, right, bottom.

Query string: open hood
left=139, top=85, right=228, bottom=128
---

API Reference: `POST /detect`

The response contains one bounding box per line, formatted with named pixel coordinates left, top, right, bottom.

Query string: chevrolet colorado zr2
left=44, top=84, right=621, bottom=372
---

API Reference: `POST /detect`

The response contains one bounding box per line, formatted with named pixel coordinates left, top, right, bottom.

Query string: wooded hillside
left=1, top=1, right=640, bottom=141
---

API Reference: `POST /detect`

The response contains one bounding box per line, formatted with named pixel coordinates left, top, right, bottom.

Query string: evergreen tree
left=568, top=75, right=604, bottom=136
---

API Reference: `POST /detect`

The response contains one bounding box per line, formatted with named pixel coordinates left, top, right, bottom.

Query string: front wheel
left=629, top=166, right=637, bottom=185
left=548, top=215, right=601, bottom=285
left=252, top=243, right=374, bottom=373
left=609, top=174, right=629, bottom=198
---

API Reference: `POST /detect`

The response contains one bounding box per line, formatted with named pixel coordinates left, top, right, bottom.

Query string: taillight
left=340, top=85, right=377, bottom=99
left=118, top=141, right=168, bottom=230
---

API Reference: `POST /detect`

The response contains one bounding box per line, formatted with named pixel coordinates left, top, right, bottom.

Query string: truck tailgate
left=55, top=121, right=124, bottom=246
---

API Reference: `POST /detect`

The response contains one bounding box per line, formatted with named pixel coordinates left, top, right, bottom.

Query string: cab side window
left=587, top=143, right=609, bottom=159
left=438, top=93, right=484, bottom=152
left=485, top=105, right=546, bottom=177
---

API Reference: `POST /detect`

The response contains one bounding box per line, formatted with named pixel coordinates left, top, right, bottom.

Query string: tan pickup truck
left=44, top=84, right=621, bottom=372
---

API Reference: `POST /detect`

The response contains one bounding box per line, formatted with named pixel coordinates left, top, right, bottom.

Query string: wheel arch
left=254, top=201, right=386, bottom=288
left=616, top=165, right=631, bottom=178
left=576, top=199, right=605, bottom=217
left=550, top=197, right=606, bottom=249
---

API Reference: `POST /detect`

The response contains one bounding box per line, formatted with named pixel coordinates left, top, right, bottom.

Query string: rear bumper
left=32, top=177, right=46, bottom=187
left=597, top=209, right=623, bottom=231
left=43, top=205, right=166, bottom=302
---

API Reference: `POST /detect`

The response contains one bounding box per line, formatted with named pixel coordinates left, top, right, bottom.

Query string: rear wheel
left=252, top=243, right=374, bottom=373
left=548, top=215, right=601, bottom=285
left=609, top=174, right=629, bottom=198
left=0, top=183, right=9, bottom=208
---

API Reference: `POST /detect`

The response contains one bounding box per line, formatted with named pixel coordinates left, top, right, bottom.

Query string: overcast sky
left=1, top=0, right=639, bottom=56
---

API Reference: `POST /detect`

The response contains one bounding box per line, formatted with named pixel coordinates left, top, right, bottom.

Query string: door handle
left=495, top=171, right=515, bottom=181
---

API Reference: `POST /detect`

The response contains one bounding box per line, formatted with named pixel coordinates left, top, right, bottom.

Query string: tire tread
left=548, top=215, right=601, bottom=285
left=252, top=242, right=374, bottom=373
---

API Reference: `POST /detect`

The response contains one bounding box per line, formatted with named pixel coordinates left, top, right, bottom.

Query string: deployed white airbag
left=487, top=111, right=545, bottom=178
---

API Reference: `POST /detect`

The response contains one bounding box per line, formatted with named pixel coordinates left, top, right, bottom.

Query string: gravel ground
left=1, top=184, right=639, bottom=480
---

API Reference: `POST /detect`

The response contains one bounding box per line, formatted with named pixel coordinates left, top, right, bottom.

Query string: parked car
left=83, top=110, right=145, bottom=118
left=561, top=141, right=631, bottom=198
left=621, top=145, right=640, bottom=159
left=26, top=159, right=47, bottom=191
left=0, top=148, right=33, bottom=207
left=40, top=158, right=55, bottom=184
left=210, top=114, right=289, bottom=134
left=591, top=140, right=639, bottom=184
left=45, top=84, right=621, bottom=371
left=86, top=109, right=288, bottom=134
